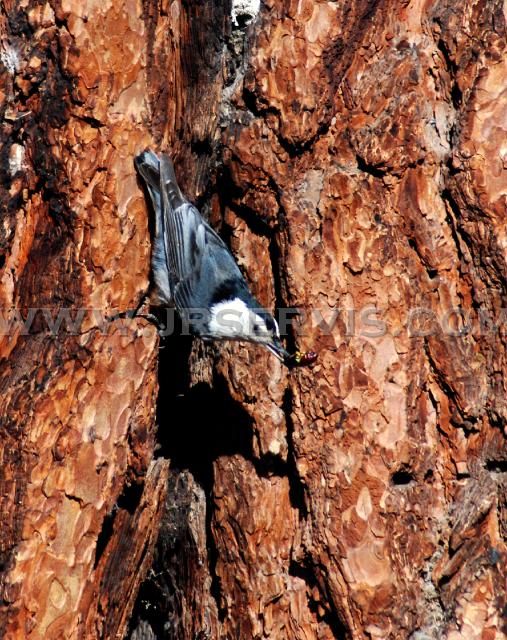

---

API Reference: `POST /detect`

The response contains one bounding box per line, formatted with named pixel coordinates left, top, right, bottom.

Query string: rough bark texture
left=0, top=0, right=506, bottom=639
left=0, top=0, right=167, bottom=636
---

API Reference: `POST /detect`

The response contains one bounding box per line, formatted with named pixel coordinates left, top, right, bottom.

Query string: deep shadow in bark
left=127, top=326, right=255, bottom=637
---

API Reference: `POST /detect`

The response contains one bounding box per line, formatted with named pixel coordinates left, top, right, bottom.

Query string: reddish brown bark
left=0, top=0, right=506, bottom=639
left=0, top=0, right=166, bottom=636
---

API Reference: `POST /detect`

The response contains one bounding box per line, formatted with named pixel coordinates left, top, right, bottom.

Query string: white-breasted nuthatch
left=134, top=150, right=292, bottom=363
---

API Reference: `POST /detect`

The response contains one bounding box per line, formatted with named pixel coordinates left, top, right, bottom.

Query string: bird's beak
left=266, top=337, right=291, bottom=363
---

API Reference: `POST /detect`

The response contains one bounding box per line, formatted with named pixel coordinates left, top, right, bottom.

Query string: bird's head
left=207, top=297, right=290, bottom=362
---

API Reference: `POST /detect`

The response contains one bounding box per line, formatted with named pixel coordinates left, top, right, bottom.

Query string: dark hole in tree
left=391, top=469, right=414, bottom=485
left=486, top=459, right=507, bottom=473
left=93, top=480, right=145, bottom=569
left=94, top=509, right=116, bottom=569
left=424, top=468, right=434, bottom=482
left=235, top=13, right=251, bottom=29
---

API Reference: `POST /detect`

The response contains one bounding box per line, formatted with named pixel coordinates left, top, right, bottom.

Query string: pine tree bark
left=0, top=1, right=506, bottom=639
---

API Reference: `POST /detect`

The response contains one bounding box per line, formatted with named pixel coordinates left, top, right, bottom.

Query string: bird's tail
left=134, top=150, right=187, bottom=212
left=135, top=150, right=163, bottom=236
left=159, top=154, right=186, bottom=211
left=134, top=150, right=160, bottom=188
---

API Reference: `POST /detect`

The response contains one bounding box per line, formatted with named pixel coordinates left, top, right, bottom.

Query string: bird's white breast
left=208, top=297, right=252, bottom=338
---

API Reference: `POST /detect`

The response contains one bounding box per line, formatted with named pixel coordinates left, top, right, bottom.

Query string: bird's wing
left=167, top=204, right=241, bottom=311
left=158, top=155, right=241, bottom=310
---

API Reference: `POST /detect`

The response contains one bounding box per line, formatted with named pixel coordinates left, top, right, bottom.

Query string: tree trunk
left=1, top=1, right=506, bottom=639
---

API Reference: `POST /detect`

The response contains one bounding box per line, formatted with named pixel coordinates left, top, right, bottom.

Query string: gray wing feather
left=158, top=155, right=239, bottom=309
left=136, top=150, right=245, bottom=313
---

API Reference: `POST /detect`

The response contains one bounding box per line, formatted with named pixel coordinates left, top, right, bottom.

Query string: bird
left=134, top=150, right=292, bottom=363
